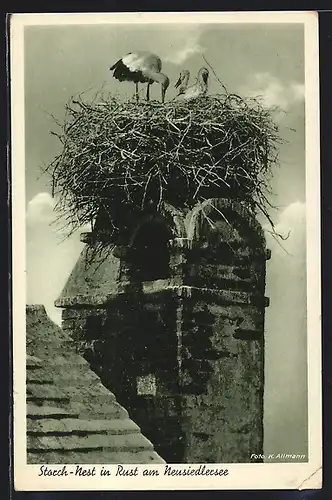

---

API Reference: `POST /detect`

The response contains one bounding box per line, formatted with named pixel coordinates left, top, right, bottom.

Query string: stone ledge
left=56, top=279, right=270, bottom=308
left=80, top=231, right=115, bottom=245
left=143, top=281, right=270, bottom=307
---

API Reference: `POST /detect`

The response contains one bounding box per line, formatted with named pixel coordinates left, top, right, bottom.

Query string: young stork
left=176, top=67, right=209, bottom=100
left=110, top=51, right=170, bottom=103
left=174, top=69, right=190, bottom=96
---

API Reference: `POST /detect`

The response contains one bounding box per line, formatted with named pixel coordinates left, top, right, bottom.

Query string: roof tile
left=29, top=433, right=154, bottom=452
left=26, top=305, right=165, bottom=464
left=28, top=450, right=164, bottom=464
left=27, top=404, right=80, bottom=419
left=28, top=418, right=140, bottom=435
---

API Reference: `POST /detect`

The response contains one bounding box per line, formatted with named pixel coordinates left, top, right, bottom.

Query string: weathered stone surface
left=55, top=244, right=122, bottom=305
left=28, top=450, right=164, bottom=464
left=28, top=418, right=141, bottom=435
left=28, top=432, right=155, bottom=452
left=54, top=197, right=267, bottom=464
left=26, top=305, right=165, bottom=464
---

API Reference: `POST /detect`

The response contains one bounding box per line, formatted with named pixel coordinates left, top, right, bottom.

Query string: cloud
left=163, top=28, right=205, bottom=66
left=26, top=192, right=56, bottom=225
left=273, top=201, right=306, bottom=235
left=263, top=201, right=307, bottom=458
left=26, top=192, right=89, bottom=326
left=264, top=201, right=306, bottom=256
left=239, top=72, right=305, bottom=112
left=164, top=35, right=204, bottom=65
left=291, top=83, right=305, bottom=102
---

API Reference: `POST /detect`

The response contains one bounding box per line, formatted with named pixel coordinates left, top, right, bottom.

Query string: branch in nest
left=44, top=90, right=282, bottom=239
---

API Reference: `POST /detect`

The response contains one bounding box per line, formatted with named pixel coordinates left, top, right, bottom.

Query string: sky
left=24, top=22, right=307, bottom=460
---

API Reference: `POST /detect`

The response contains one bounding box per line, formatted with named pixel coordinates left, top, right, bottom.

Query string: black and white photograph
left=11, top=11, right=321, bottom=491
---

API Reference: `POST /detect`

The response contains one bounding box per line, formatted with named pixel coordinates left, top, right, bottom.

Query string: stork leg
left=135, top=82, right=139, bottom=103
left=146, top=83, right=151, bottom=102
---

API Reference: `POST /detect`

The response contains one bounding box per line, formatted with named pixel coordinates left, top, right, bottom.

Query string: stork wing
left=122, top=52, right=162, bottom=73
left=110, top=59, right=121, bottom=71
left=181, top=85, right=202, bottom=100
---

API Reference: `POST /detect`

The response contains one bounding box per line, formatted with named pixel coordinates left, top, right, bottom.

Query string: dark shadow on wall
left=128, top=219, right=171, bottom=282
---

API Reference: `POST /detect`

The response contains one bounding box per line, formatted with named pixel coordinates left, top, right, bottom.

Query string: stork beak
left=161, top=86, right=166, bottom=103
left=174, top=76, right=182, bottom=89
left=161, top=78, right=170, bottom=103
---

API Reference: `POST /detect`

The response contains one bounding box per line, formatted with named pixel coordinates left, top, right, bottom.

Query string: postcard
left=11, top=11, right=321, bottom=491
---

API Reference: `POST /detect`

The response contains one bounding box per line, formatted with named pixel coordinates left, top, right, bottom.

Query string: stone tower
left=55, top=197, right=270, bottom=463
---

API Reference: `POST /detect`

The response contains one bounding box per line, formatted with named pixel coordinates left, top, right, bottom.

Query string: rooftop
left=26, top=305, right=165, bottom=464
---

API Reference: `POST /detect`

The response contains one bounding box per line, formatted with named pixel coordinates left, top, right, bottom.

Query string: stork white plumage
left=174, top=70, right=190, bottom=96
left=110, top=51, right=170, bottom=103
left=175, top=67, right=209, bottom=100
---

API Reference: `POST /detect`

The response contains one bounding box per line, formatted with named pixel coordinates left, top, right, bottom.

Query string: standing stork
left=175, top=67, right=209, bottom=100
left=110, top=51, right=170, bottom=103
left=174, top=69, right=190, bottom=96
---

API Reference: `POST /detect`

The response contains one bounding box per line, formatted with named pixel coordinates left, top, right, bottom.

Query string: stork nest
left=47, top=92, right=282, bottom=237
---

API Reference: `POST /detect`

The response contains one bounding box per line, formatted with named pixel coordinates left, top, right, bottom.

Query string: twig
left=202, top=53, right=229, bottom=95
left=45, top=90, right=281, bottom=240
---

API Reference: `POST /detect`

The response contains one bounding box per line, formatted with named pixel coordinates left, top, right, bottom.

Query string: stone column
left=164, top=203, right=270, bottom=463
